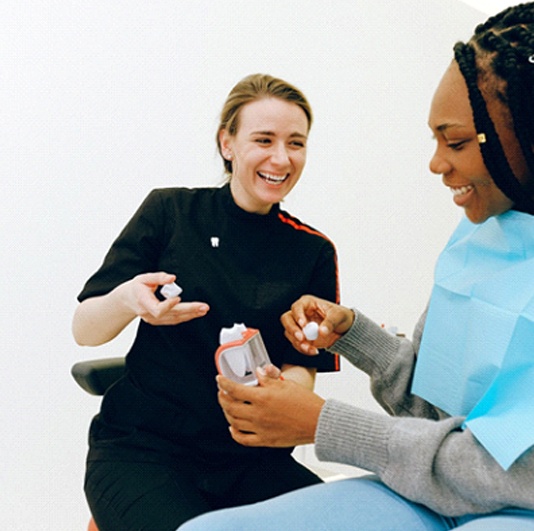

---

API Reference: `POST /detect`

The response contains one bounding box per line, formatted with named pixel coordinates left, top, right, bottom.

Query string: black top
left=78, top=184, right=339, bottom=463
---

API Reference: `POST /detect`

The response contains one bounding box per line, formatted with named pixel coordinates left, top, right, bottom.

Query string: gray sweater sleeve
left=315, top=311, right=534, bottom=516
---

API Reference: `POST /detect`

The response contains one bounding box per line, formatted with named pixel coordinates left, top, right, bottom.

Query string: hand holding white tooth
left=303, top=321, right=319, bottom=341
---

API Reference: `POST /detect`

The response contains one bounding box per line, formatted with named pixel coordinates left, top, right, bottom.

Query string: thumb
left=256, top=364, right=282, bottom=383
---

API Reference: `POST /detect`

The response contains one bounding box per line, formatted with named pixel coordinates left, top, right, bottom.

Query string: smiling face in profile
left=428, top=61, right=514, bottom=224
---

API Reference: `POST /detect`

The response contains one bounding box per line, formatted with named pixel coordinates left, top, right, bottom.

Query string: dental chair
left=71, top=357, right=126, bottom=531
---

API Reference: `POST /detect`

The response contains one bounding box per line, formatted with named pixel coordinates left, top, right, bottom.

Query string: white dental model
left=160, top=282, right=183, bottom=299
left=216, top=323, right=271, bottom=385
left=219, top=323, right=247, bottom=345
left=303, top=321, right=319, bottom=341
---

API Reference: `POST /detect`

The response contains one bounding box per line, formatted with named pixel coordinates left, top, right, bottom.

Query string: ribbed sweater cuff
left=327, top=310, right=400, bottom=375
left=315, top=398, right=391, bottom=474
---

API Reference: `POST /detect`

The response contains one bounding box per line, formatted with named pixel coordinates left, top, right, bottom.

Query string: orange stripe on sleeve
left=278, top=212, right=341, bottom=304
left=278, top=212, right=342, bottom=371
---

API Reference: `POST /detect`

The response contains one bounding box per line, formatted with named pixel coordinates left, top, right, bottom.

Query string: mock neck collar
left=220, top=183, right=280, bottom=223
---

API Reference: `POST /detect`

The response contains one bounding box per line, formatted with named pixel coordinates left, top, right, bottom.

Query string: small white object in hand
left=303, top=321, right=319, bottom=341
left=161, top=282, right=183, bottom=299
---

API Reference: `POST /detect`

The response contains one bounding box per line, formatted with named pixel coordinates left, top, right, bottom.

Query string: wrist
left=335, top=307, right=356, bottom=336
left=112, top=280, right=140, bottom=319
left=308, top=396, right=325, bottom=443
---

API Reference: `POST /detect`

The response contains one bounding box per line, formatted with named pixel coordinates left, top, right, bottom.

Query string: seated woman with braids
left=179, top=4, right=534, bottom=530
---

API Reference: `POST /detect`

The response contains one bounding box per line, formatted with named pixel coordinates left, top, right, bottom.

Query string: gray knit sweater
left=317, top=310, right=534, bottom=517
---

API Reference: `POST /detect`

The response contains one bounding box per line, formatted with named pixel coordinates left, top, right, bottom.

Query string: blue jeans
left=178, top=476, right=534, bottom=530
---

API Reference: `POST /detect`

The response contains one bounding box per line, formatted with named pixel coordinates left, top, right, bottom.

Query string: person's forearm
left=316, top=399, right=534, bottom=515
left=72, top=283, right=137, bottom=346
left=281, top=364, right=317, bottom=390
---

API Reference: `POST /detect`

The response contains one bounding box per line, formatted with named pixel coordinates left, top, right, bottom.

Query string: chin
left=260, top=187, right=288, bottom=203
left=465, top=205, right=510, bottom=224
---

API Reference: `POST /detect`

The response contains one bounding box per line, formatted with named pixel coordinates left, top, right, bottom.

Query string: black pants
left=85, top=453, right=322, bottom=531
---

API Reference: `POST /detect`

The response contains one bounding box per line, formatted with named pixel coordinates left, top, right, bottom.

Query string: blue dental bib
left=412, top=211, right=534, bottom=469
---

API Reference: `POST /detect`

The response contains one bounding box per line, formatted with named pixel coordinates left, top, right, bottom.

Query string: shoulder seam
left=277, top=212, right=331, bottom=241
left=278, top=212, right=341, bottom=306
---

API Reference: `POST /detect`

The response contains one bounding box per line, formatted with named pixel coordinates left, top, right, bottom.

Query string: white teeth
left=258, top=172, right=288, bottom=184
left=451, top=185, right=474, bottom=196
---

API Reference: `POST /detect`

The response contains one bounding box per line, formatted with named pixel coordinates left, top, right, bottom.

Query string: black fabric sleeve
left=77, top=190, right=167, bottom=302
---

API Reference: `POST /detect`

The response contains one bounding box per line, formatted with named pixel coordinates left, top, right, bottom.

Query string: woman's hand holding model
left=126, top=273, right=209, bottom=326
left=217, top=367, right=325, bottom=448
left=72, top=271, right=209, bottom=346
left=217, top=294, right=354, bottom=447
left=281, top=295, right=355, bottom=354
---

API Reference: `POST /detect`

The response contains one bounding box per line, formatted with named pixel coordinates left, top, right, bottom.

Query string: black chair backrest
left=71, top=357, right=126, bottom=396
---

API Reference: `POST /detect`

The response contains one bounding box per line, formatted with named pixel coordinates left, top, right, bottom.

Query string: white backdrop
left=1, top=0, right=495, bottom=528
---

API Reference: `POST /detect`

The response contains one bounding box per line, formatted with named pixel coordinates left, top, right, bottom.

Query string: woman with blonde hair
left=73, top=73, right=339, bottom=530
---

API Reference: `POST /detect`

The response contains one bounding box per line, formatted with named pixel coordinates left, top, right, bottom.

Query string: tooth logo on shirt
left=211, top=237, right=220, bottom=248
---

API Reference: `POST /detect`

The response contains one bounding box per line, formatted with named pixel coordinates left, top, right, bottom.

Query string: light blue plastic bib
left=412, top=211, right=534, bottom=469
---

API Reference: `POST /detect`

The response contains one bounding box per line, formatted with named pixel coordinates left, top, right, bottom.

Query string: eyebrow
left=251, top=130, right=308, bottom=139
left=434, top=122, right=466, bottom=132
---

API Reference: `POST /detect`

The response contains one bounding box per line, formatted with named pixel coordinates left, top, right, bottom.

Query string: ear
left=219, top=129, right=233, bottom=161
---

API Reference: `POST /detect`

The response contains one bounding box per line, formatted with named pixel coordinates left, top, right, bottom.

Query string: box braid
left=453, top=2, right=534, bottom=214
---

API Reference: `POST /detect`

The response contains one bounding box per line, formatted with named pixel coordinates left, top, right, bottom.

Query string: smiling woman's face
left=219, top=97, right=309, bottom=215
left=428, top=61, right=513, bottom=224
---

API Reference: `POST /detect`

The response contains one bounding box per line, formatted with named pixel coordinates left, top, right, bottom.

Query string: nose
left=271, top=142, right=290, bottom=166
left=429, top=148, right=451, bottom=176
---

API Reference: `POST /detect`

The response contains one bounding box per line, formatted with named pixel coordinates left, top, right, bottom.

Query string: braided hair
left=453, top=2, right=534, bottom=214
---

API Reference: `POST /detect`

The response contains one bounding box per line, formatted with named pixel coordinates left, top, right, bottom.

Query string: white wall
left=1, top=0, right=491, bottom=528
left=462, top=0, right=514, bottom=13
